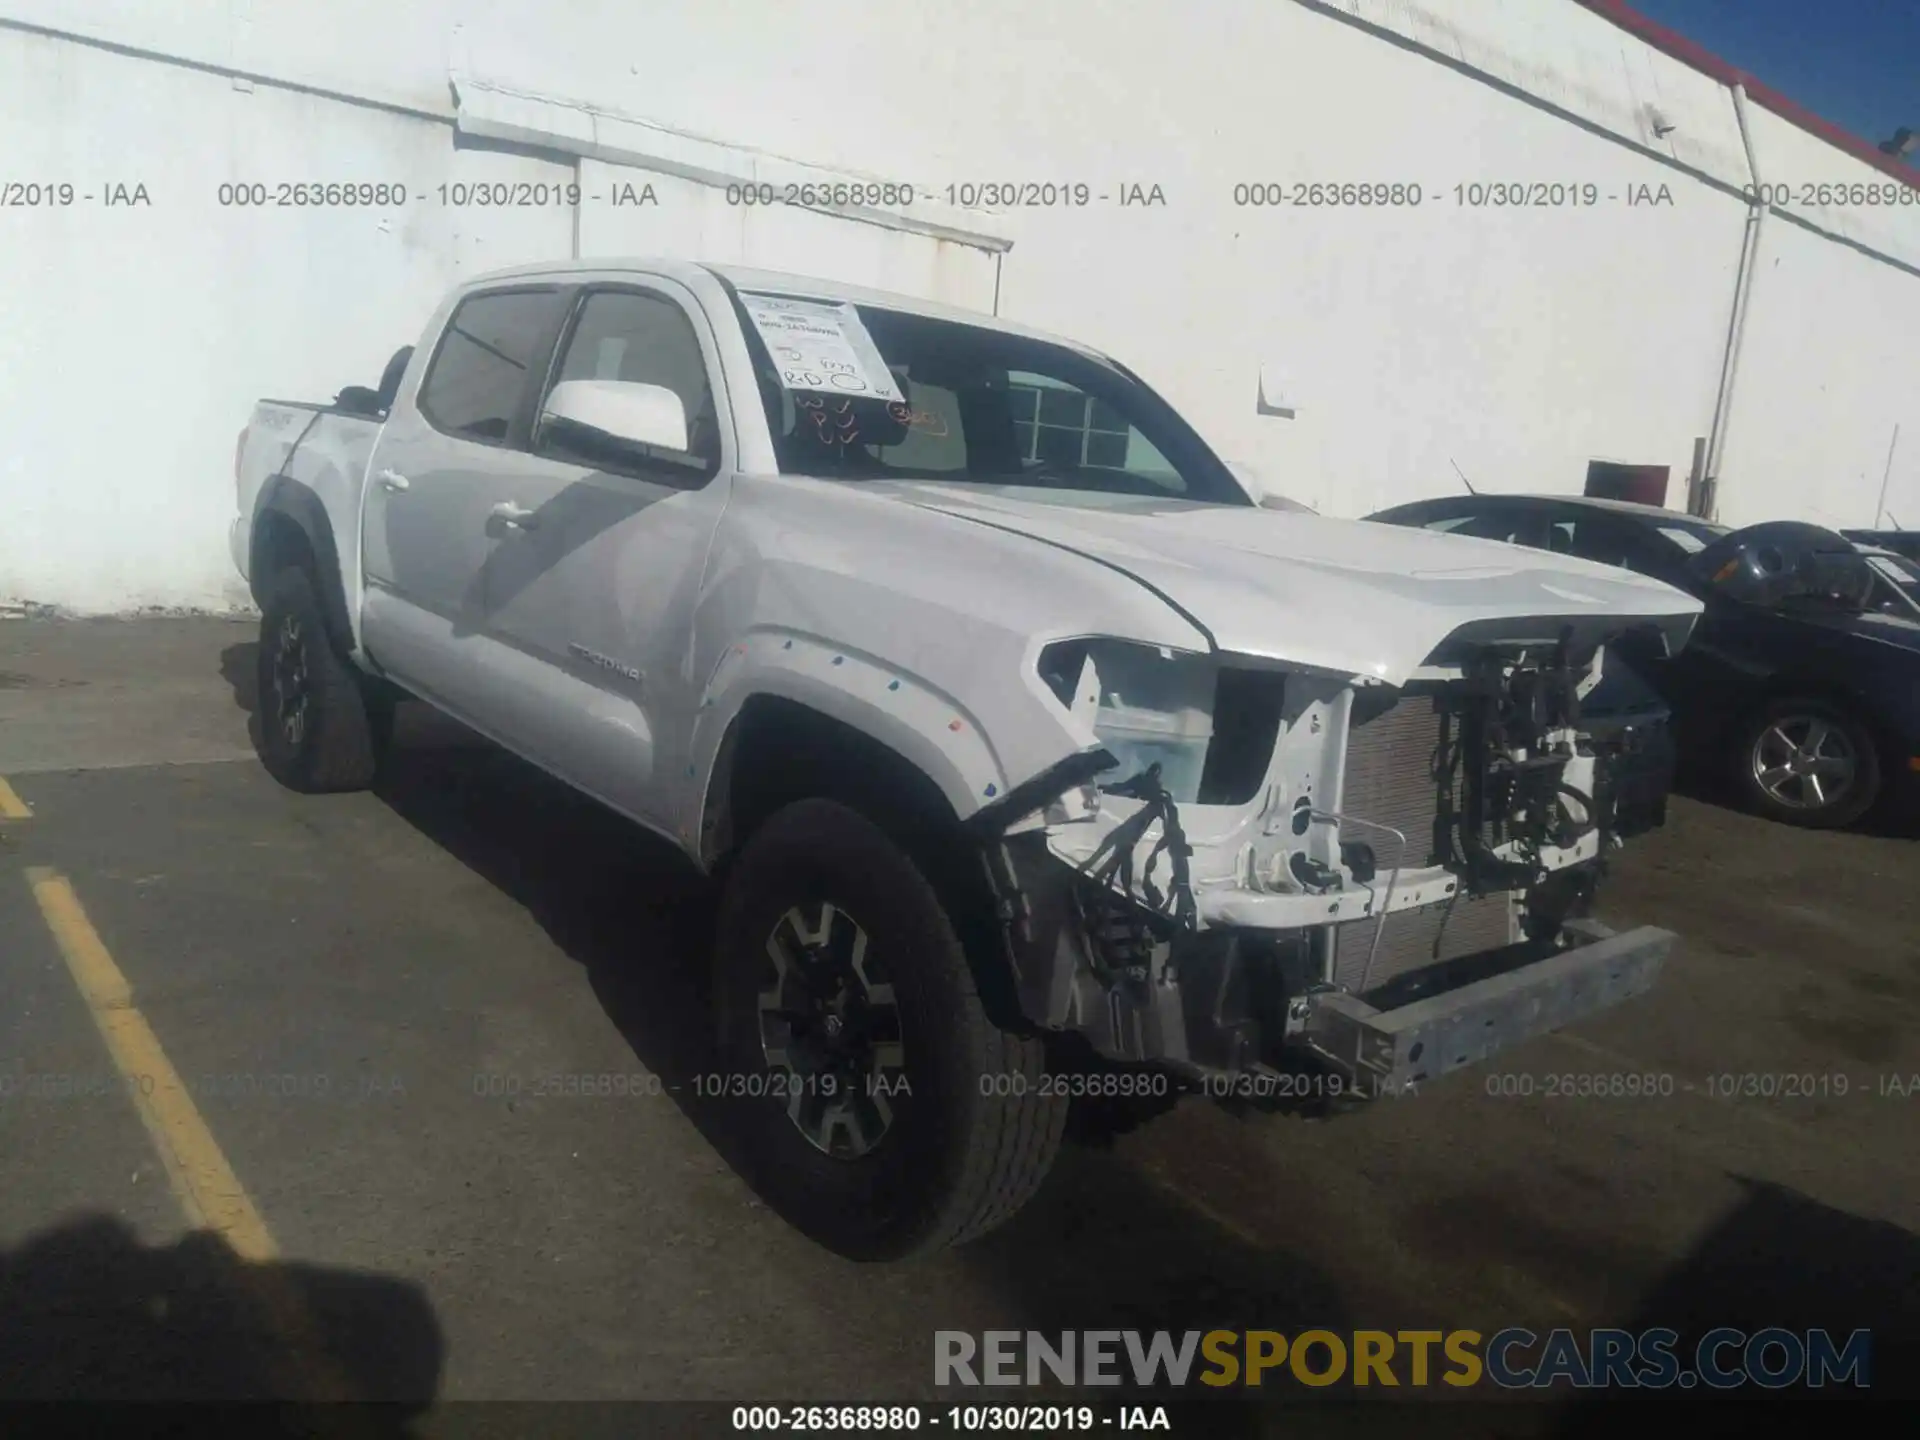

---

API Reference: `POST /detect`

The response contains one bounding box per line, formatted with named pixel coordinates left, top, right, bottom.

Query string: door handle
left=377, top=468, right=410, bottom=493
left=489, top=501, right=540, bottom=531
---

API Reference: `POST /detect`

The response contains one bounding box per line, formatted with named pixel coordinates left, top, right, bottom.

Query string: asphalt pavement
left=1, top=617, right=1916, bottom=1433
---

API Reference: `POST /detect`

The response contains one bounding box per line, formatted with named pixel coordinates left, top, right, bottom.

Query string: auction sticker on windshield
left=741, top=293, right=904, bottom=403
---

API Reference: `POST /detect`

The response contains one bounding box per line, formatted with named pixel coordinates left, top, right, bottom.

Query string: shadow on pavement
left=220, top=637, right=271, bottom=764
left=219, top=642, right=258, bottom=714
left=0, top=1213, right=441, bottom=1423
left=1548, top=1176, right=1917, bottom=1434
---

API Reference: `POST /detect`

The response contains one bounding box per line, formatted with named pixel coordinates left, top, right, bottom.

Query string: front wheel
left=1733, top=697, right=1881, bottom=828
left=712, top=798, right=1068, bottom=1260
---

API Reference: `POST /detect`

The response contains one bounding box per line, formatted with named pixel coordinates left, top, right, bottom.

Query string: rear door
left=360, top=284, right=576, bottom=715
left=471, top=274, right=738, bottom=825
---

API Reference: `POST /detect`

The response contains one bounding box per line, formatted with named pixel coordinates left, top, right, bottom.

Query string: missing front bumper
left=1291, top=918, right=1673, bottom=1093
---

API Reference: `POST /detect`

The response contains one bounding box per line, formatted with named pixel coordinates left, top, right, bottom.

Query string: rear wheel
left=1733, top=697, right=1880, bottom=828
left=713, top=798, right=1067, bottom=1260
left=255, top=566, right=390, bottom=793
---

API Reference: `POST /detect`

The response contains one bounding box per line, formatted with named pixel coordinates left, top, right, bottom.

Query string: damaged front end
left=975, top=630, right=1680, bottom=1105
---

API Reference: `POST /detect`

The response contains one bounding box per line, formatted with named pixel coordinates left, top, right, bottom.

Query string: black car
left=1841, top=528, right=1920, bottom=563
left=1368, top=493, right=1920, bottom=827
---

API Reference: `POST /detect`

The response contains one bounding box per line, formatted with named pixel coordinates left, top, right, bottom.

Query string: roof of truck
left=460, top=257, right=1104, bottom=356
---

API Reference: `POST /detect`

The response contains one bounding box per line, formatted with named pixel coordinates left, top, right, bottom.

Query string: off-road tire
left=255, top=566, right=389, bottom=793
left=713, top=798, right=1068, bottom=1260
left=1732, top=696, right=1881, bottom=829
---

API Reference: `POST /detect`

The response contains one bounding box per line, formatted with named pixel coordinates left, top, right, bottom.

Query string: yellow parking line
left=0, top=776, right=31, bottom=819
left=27, top=865, right=277, bottom=1258
left=24, top=866, right=359, bottom=1405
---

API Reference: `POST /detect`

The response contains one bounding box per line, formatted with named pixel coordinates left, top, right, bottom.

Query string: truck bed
left=231, top=403, right=383, bottom=588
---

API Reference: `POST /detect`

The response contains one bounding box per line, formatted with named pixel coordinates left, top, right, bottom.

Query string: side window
left=417, top=288, right=570, bottom=444
left=1427, top=510, right=1536, bottom=545
left=1550, top=515, right=1640, bottom=570
left=1625, top=528, right=1696, bottom=583
left=538, top=289, right=721, bottom=473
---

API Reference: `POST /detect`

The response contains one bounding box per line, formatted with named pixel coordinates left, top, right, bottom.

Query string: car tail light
left=235, top=427, right=248, bottom=501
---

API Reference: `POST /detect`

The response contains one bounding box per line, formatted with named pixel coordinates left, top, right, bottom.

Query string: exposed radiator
left=1330, top=890, right=1516, bottom=994
left=1331, top=693, right=1516, bottom=993
left=1339, top=694, right=1447, bottom=864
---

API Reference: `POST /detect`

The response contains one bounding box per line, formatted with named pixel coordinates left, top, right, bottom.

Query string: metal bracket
left=1307, top=809, right=1409, bottom=994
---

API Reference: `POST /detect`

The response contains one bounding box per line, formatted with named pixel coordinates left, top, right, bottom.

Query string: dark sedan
left=1841, top=528, right=1920, bottom=563
left=1368, top=493, right=1920, bottom=827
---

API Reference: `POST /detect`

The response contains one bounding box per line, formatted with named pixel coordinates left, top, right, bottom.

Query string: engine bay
left=986, top=634, right=1677, bottom=1097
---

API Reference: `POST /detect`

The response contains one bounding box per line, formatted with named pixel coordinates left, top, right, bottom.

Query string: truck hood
left=862, top=482, right=1702, bottom=683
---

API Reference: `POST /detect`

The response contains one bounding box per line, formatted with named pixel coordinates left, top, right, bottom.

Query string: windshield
left=1867, top=553, right=1920, bottom=619
left=733, top=290, right=1249, bottom=504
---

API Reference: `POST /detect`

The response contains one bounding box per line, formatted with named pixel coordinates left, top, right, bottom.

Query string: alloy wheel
left=757, top=901, right=907, bottom=1159
left=270, top=613, right=311, bottom=749
left=1750, top=713, right=1856, bottom=812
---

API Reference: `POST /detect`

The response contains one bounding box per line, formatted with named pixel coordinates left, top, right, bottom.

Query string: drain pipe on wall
left=1701, top=82, right=1768, bottom=522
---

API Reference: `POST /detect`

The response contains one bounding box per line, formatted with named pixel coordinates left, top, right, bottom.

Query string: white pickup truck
left=232, top=258, right=1702, bottom=1260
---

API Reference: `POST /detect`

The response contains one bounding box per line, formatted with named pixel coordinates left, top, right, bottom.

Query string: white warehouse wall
left=0, top=28, right=572, bottom=610
left=3, top=0, right=1919, bottom=612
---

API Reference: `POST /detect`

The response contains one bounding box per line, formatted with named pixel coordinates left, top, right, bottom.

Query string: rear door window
left=417, top=288, right=572, bottom=445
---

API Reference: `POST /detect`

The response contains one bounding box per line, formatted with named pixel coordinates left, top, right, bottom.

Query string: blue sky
left=1626, top=0, right=1918, bottom=157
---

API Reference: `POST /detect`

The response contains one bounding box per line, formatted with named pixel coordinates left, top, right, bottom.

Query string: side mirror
left=540, top=379, right=701, bottom=474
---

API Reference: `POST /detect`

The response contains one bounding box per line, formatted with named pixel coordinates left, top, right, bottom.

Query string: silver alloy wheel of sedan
left=1749, top=712, right=1858, bottom=812
left=758, top=901, right=907, bottom=1159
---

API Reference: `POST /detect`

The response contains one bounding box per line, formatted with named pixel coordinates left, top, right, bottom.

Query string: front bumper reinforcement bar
left=1295, top=919, right=1674, bottom=1093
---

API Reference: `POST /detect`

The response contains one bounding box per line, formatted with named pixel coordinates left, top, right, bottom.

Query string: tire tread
left=715, top=798, right=1066, bottom=1258
left=257, top=566, right=383, bottom=794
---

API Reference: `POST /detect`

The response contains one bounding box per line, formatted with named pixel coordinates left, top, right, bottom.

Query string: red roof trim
left=1572, top=0, right=1917, bottom=186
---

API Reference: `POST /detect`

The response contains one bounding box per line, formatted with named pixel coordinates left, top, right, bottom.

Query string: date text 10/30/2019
left=730, top=1405, right=1170, bottom=1431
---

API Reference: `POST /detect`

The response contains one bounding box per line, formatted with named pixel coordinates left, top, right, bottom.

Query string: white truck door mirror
left=541, top=378, right=690, bottom=457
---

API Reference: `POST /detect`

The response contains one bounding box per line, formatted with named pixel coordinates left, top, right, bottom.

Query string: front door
left=472, top=276, right=737, bottom=827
